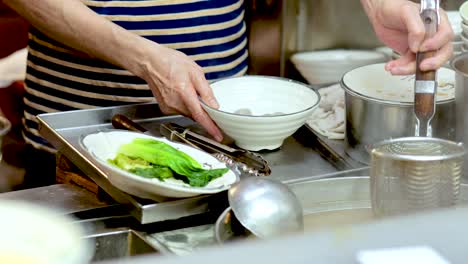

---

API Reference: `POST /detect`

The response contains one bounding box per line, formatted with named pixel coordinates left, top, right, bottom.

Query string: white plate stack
left=459, top=3, right=468, bottom=54
left=447, top=10, right=463, bottom=56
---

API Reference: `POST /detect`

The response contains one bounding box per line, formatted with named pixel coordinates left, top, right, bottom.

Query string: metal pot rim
left=340, top=66, right=455, bottom=106
left=450, top=53, right=468, bottom=77
left=369, top=137, right=465, bottom=161
left=214, top=206, right=232, bottom=244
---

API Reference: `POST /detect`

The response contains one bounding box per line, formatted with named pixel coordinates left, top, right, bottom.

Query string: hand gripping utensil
left=111, top=114, right=271, bottom=177
left=414, top=0, right=439, bottom=137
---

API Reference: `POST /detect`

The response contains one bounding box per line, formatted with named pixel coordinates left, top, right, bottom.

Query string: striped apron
left=23, top=0, right=248, bottom=152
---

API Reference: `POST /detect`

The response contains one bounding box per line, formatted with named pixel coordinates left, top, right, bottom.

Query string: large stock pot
left=452, top=53, right=468, bottom=180
left=341, top=63, right=456, bottom=165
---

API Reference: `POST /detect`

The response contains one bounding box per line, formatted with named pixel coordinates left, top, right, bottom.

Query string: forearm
left=4, top=0, right=156, bottom=78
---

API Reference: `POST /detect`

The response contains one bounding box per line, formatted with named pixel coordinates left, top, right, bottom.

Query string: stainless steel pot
left=452, top=53, right=468, bottom=180
left=341, top=65, right=456, bottom=165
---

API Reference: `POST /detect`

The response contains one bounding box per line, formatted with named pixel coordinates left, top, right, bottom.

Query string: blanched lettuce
left=108, top=138, right=228, bottom=187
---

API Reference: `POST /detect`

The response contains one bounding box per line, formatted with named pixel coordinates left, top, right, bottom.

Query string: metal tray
left=303, top=124, right=366, bottom=170
left=37, top=103, right=366, bottom=224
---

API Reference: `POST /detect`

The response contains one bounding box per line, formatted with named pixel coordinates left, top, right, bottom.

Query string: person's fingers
left=181, top=84, right=223, bottom=142
left=193, top=68, right=219, bottom=109
left=420, top=11, right=454, bottom=52
left=419, top=42, right=453, bottom=71
left=385, top=51, right=416, bottom=75
left=401, top=4, right=426, bottom=53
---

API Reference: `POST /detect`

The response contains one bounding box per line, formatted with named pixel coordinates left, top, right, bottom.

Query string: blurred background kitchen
left=0, top=0, right=466, bottom=192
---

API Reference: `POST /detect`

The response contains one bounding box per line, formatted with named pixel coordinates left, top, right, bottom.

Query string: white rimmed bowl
left=0, top=200, right=92, bottom=264
left=201, top=76, right=320, bottom=151
left=80, top=130, right=238, bottom=199
left=291, top=49, right=387, bottom=86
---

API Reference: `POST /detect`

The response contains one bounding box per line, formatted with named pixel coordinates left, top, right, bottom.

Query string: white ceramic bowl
left=0, top=201, right=92, bottom=264
left=201, top=76, right=320, bottom=151
left=291, top=49, right=387, bottom=86
left=81, top=130, right=238, bottom=199
left=460, top=1, right=468, bottom=24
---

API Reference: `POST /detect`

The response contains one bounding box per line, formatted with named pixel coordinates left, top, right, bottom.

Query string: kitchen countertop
left=104, top=205, right=468, bottom=264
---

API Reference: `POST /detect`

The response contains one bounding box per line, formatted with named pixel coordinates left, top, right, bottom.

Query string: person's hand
left=140, top=43, right=223, bottom=141
left=361, top=0, right=453, bottom=75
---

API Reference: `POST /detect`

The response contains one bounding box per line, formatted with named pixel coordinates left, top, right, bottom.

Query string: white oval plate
left=80, top=130, right=238, bottom=200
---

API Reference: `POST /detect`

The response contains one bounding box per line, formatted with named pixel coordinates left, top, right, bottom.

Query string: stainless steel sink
left=84, top=229, right=159, bottom=262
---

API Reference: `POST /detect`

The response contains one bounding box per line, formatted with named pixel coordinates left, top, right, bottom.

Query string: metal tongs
left=414, top=0, right=439, bottom=137
left=159, top=123, right=271, bottom=177
left=111, top=114, right=271, bottom=177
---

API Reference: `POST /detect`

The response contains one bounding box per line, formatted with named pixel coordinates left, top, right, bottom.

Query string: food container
left=341, top=63, right=456, bottom=165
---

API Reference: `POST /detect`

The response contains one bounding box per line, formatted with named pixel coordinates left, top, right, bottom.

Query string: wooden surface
left=56, top=153, right=100, bottom=195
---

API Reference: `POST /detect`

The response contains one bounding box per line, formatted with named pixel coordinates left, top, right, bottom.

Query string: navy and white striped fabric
left=23, top=0, right=248, bottom=152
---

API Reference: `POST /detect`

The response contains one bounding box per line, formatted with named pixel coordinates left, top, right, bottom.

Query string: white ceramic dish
left=80, top=130, right=238, bottom=199
left=0, top=200, right=92, bottom=264
left=341, top=63, right=455, bottom=103
left=291, top=49, right=387, bottom=86
left=201, top=76, right=320, bottom=151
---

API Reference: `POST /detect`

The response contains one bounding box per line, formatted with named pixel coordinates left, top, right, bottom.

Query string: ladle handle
left=415, top=8, right=438, bottom=82
left=111, top=114, right=147, bottom=133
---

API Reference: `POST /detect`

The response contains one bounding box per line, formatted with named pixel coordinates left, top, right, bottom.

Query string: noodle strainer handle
left=414, top=0, right=439, bottom=137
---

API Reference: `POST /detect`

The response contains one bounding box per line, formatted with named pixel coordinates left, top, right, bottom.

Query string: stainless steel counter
left=104, top=205, right=468, bottom=264
left=36, top=103, right=363, bottom=224
left=0, top=184, right=113, bottom=215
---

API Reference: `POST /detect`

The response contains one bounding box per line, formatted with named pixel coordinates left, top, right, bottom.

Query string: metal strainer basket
left=370, top=137, right=465, bottom=218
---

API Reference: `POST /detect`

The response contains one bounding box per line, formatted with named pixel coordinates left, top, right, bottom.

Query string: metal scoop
left=227, top=177, right=304, bottom=239
left=414, top=0, right=439, bottom=137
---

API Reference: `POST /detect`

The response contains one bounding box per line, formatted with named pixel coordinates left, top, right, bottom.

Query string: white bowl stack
left=447, top=10, right=463, bottom=56
left=459, top=3, right=468, bottom=54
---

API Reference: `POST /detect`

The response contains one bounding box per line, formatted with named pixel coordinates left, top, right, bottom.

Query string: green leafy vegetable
left=108, top=153, right=174, bottom=180
left=108, top=138, right=229, bottom=187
